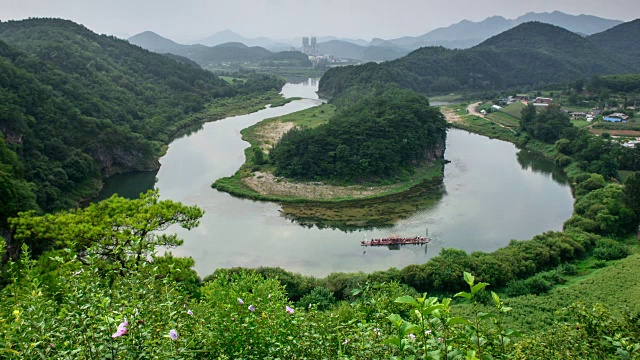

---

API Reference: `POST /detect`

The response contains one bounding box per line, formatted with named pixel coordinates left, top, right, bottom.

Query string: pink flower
left=169, top=329, right=178, bottom=341
left=342, top=339, right=349, bottom=345
left=407, top=334, right=416, bottom=341
left=187, top=309, right=193, bottom=316
left=248, top=305, right=256, bottom=312
left=286, top=306, right=294, bottom=314
left=112, top=319, right=128, bottom=338
left=237, top=298, right=244, bottom=305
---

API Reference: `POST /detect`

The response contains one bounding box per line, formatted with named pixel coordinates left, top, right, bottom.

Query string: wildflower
left=12, top=310, right=19, bottom=317
left=248, top=305, right=256, bottom=312
left=286, top=306, right=294, bottom=314
left=49, top=343, right=54, bottom=349
left=408, top=334, right=416, bottom=341
left=237, top=298, right=244, bottom=305
left=73, top=269, right=84, bottom=276
left=425, top=330, right=432, bottom=335
left=112, top=319, right=128, bottom=338
left=342, top=339, right=350, bottom=345
left=268, top=294, right=272, bottom=298
left=374, top=328, right=381, bottom=336
left=187, top=309, right=193, bottom=316
left=169, top=329, right=178, bottom=341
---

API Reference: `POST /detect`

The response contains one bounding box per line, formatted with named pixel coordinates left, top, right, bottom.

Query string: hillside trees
left=270, top=89, right=448, bottom=182
left=7, top=190, right=203, bottom=270
left=520, top=104, right=572, bottom=143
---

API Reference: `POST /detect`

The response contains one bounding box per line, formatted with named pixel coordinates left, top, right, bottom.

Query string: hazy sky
left=1, top=0, right=639, bottom=42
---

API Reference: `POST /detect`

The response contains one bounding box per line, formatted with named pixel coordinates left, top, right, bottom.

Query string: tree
left=8, top=190, right=204, bottom=272
left=624, top=172, right=640, bottom=221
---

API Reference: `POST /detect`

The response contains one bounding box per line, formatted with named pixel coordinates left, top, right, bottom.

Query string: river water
left=99, top=79, right=574, bottom=277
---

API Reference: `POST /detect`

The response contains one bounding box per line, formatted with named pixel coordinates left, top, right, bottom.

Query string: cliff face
left=423, top=136, right=446, bottom=165
left=94, top=146, right=160, bottom=177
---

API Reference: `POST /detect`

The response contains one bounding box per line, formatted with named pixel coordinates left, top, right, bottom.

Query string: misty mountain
left=515, top=11, right=623, bottom=35
left=197, top=29, right=292, bottom=49
left=128, top=31, right=204, bottom=53
left=318, top=40, right=409, bottom=61
left=320, top=21, right=638, bottom=97
left=386, top=11, right=623, bottom=50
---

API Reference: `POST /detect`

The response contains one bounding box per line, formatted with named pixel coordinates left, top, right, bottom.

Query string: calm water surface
left=99, top=79, right=574, bottom=277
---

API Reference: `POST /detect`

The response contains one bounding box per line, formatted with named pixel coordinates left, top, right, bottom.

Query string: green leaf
left=463, top=272, right=474, bottom=286
left=491, top=291, right=500, bottom=305
left=383, top=337, right=402, bottom=348
left=454, top=291, right=472, bottom=300
left=395, top=295, right=419, bottom=306
left=388, top=314, right=403, bottom=327
left=471, top=282, right=488, bottom=294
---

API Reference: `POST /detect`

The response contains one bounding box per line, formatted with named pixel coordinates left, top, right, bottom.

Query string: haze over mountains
left=319, top=20, right=640, bottom=97
left=129, top=11, right=625, bottom=63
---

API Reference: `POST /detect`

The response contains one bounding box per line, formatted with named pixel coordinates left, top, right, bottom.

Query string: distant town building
left=302, top=36, right=319, bottom=55
left=532, top=97, right=553, bottom=107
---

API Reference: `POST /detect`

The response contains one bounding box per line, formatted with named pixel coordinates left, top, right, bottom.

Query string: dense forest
left=319, top=21, right=640, bottom=97
left=270, top=89, right=448, bottom=182
left=0, top=18, right=284, bottom=224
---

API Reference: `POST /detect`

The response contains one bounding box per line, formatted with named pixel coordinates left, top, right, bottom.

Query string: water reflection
left=98, top=170, right=157, bottom=201
left=516, top=150, right=569, bottom=185
left=280, top=179, right=446, bottom=231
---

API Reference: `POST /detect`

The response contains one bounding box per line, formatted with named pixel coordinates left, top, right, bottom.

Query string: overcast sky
left=1, top=0, right=638, bottom=42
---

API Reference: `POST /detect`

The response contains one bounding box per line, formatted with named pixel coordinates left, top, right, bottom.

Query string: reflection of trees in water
left=96, top=170, right=158, bottom=202
left=516, top=150, right=569, bottom=185
left=279, top=179, right=446, bottom=232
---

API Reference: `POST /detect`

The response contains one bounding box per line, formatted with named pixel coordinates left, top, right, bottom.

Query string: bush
left=592, top=239, right=630, bottom=261
left=296, top=286, right=336, bottom=311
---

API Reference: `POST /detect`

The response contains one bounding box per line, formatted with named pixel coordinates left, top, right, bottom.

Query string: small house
left=609, top=112, right=630, bottom=121
left=492, top=105, right=502, bottom=111
left=571, top=112, right=587, bottom=119
left=516, top=94, right=529, bottom=101
left=532, top=97, right=553, bottom=107
left=603, top=117, right=622, bottom=123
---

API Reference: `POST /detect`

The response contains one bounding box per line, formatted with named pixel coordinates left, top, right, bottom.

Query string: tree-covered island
left=212, top=88, right=449, bottom=211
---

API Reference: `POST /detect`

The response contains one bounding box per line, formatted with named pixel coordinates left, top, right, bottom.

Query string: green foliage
left=592, top=238, right=630, bottom=261
left=7, top=190, right=203, bottom=266
left=319, top=22, right=638, bottom=98
left=624, top=172, right=640, bottom=220
left=566, top=185, right=637, bottom=236
left=271, top=89, right=448, bottom=182
left=520, top=104, right=572, bottom=143
left=297, top=286, right=336, bottom=311
left=0, top=19, right=284, bottom=224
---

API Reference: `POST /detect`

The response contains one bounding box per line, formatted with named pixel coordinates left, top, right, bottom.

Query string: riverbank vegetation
left=213, top=89, right=448, bottom=220
left=0, top=18, right=289, bottom=227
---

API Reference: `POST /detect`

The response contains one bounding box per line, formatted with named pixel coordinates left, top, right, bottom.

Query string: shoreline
left=211, top=103, right=446, bottom=206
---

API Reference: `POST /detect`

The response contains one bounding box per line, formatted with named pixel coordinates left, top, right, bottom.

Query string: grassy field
left=487, top=111, right=520, bottom=127
left=501, top=102, right=526, bottom=119
left=570, top=119, right=592, bottom=128
left=218, top=76, right=247, bottom=84
left=446, top=105, right=521, bottom=144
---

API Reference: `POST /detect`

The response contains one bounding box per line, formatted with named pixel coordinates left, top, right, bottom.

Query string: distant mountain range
left=128, top=31, right=309, bottom=68
left=130, top=11, right=625, bottom=64
left=319, top=20, right=640, bottom=97
left=386, top=11, right=624, bottom=50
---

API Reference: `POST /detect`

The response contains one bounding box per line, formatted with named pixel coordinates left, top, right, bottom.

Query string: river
left=99, top=78, right=574, bottom=278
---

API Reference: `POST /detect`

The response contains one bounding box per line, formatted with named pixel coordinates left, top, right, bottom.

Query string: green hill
left=319, top=21, right=638, bottom=97
left=0, top=18, right=281, bottom=218
left=589, top=19, right=640, bottom=60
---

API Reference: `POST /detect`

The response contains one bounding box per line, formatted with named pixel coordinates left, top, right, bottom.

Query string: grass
left=570, top=119, right=592, bottom=128
left=487, top=111, right=520, bottom=127
left=219, top=76, right=246, bottom=84
left=501, top=102, right=526, bottom=119
left=445, top=105, right=522, bottom=144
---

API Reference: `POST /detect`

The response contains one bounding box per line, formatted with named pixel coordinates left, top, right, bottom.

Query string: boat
left=360, top=233, right=430, bottom=247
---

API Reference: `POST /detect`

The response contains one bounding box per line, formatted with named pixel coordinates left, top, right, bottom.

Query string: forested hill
left=0, top=18, right=283, bottom=221
left=589, top=19, right=640, bottom=60
left=319, top=21, right=638, bottom=97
